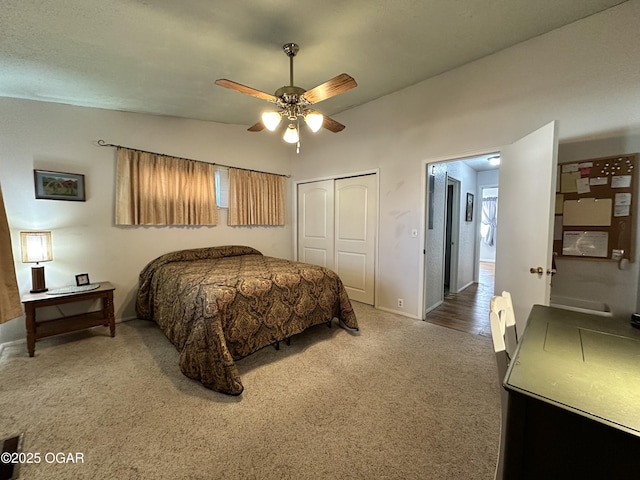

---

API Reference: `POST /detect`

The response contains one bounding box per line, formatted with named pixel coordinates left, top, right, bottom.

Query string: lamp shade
left=20, top=231, right=53, bottom=263
left=304, top=112, right=324, bottom=133
left=283, top=124, right=299, bottom=144
left=261, top=111, right=282, bottom=131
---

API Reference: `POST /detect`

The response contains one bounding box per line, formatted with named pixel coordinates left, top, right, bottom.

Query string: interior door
left=444, top=183, right=454, bottom=292
left=335, top=174, right=377, bottom=304
left=495, top=121, right=558, bottom=335
left=297, top=180, right=335, bottom=268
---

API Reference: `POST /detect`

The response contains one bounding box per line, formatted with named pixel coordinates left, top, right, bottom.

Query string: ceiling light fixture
left=215, top=43, right=357, bottom=153
left=488, top=156, right=501, bottom=166
left=283, top=124, right=299, bottom=144
left=304, top=112, right=324, bottom=133
left=261, top=111, right=282, bottom=131
left=261, top=106, right=323, bottom=143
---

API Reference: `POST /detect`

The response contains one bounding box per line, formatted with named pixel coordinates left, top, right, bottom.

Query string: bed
left=136, top=245, right=358, bottom=395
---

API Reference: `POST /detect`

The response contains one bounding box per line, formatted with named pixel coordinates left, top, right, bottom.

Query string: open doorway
left=423, top=122, right=558, bottom=336
left=423, top=154, right=499, bottom=336
left=478, top=186, right=498, bottom=294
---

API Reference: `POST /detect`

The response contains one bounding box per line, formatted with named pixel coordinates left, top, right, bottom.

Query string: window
left=215, top=168, right=229, bottom=208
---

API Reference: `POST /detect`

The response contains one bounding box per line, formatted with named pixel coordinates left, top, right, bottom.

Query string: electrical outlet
left=398, top=298, right=404, bottom=308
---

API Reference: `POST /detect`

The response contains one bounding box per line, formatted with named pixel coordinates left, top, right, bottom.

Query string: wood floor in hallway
left=425, top=262, right=494, bottom=337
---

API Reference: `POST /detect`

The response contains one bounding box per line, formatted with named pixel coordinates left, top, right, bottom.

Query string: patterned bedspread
left=136, top=245, right=358, bottom=395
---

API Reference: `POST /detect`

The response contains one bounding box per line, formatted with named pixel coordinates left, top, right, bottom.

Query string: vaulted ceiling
left=0, top=0, right=627, bottom=128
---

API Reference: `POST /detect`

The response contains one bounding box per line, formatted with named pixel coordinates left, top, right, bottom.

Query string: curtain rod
left=96, top=140, right=290, bottom=178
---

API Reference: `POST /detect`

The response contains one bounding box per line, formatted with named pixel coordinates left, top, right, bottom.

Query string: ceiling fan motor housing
left=275, top=85, right=307, bottom=104
left=274, top=85, right=309, bottom=121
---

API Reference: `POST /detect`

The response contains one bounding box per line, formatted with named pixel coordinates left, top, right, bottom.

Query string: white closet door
left=335, top=174, right=377, bottom=305
left=297, top=180, right=335, bottom=269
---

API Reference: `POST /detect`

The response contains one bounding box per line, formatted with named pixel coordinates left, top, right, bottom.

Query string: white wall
left=0, top=98, right=292, bottom=344
left=292, top=0, right=640, bottom=318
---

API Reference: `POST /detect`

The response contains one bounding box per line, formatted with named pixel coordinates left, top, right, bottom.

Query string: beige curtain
left=0, top=184, right=22, bottom=323
left=116, top=148, right=218, bottom=225
left=228, top=168, right=284, bottom=226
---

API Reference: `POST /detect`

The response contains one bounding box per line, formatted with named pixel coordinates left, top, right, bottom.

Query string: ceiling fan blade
left=247, top=122, right=265, bottom=132
left=215, top=79, right=277, bottom=103
left=322, top=115, right=346, bottom=133
left=303, top=73, right=357, bottom=104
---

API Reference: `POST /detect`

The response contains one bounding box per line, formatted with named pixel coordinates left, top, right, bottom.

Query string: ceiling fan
left=215, top=43, right=357, bottom=148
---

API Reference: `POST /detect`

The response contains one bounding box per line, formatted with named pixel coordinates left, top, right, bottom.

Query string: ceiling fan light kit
left=283, top=124, right=300, bottom=144
left=261, top=111, right=281, bottom=131
left=215, top=43, right=357, bottom=151
left=305, top=112, right=324, bottom=133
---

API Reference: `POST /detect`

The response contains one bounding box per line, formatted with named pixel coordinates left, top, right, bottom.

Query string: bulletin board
left=553, top=153, right=638, bottom=262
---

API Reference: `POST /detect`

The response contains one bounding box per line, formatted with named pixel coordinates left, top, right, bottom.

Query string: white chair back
left=490, top=291, right=518, bottom=360
left=489, top=290, right=518, bottom=480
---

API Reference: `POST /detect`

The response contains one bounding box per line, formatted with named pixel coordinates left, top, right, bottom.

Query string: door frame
left=475, top=184, right=499, bottom=284
left=420, top=147, right=501, bottom=319
left=293, top=168, right=380, bottom=307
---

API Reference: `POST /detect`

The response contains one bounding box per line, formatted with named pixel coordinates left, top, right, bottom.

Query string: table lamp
left=20, top=231, right=53, bottom=293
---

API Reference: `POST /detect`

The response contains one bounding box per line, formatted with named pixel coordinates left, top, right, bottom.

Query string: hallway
left=425, top=262, right=494, bottom=337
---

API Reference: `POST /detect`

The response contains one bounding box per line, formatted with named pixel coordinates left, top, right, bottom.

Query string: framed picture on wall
left=34, top=169, right=86, bottom=201
left=466, top=193, right=474, bottom=222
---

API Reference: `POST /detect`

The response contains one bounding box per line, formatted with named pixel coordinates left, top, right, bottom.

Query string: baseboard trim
left=376, top=306, right=420, bottom=320
left=0, top=339, right=25, bottom=358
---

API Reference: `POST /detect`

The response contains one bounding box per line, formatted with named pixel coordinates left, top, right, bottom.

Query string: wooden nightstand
left=21, top=281, right=116, bottom=357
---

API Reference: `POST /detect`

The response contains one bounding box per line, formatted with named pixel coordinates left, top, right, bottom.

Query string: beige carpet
left=0, top=302, right=500, bottom=479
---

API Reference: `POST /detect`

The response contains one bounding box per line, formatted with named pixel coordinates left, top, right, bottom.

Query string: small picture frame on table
left=75, top=273, right=90, bottom=286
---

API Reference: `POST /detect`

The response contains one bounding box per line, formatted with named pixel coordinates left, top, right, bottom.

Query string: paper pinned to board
left=615, top=193, right=632, bottom=206
left=560, top=172, right=581, bottom=193
left=576, top=177, right=591, bottom=194
left=562, top=163, right=579, bottom=173
left=611, top=175, right=632, bottom=188
left=562, top=231, right=609, bottom=258
left=563, top=198, right=612, bottom=226
left=614, top=192, right=632, bottom=217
